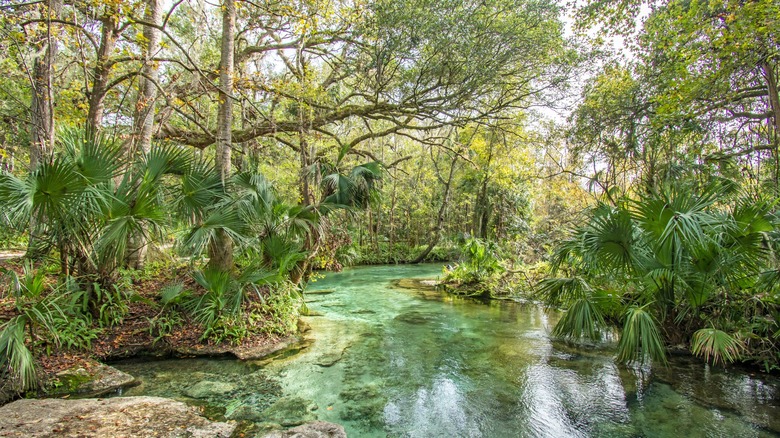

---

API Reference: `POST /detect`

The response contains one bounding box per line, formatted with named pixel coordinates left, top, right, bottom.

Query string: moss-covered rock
left=338, top=383, right=386, bottom=427
left=47, top=362, right=136, bottom=398
left=260, top=397, right=318, bottom=426
left=184, top=380, right=237, bottom=399
left=229, top=396, right=317, bottom=426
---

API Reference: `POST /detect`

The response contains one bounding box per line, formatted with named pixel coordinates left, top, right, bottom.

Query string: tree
left=572, top=0, right=780, bottom=193
left=152, top=0, right=576, bottom=153
left=126, top=0, right=162, bottom=270
left=28, top=0, right=61, bottom=168
left=208, top=0, right=237, bottom=271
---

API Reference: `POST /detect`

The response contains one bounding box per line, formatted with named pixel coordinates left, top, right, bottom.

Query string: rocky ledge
left=171, top=334, right=304, bottom=360
left=0, top=396, right=236, bottom=437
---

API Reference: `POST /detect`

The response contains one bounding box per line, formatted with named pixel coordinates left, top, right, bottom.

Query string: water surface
left=114, top=264, right=780, bottom=437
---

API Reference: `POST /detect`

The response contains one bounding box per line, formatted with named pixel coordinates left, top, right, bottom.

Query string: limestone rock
left=0, top=396, right=235, bottom=437
left=263, top=397, right=318, bottom=426
left=314, top=345, right=350, bottom=367
left=173, top=334, right=304, bottom=360
left=262, top=421, right=347, bottom=438
left=50, top=363, right=136, bottom=397
left=184, top=380, right=237, bottom=399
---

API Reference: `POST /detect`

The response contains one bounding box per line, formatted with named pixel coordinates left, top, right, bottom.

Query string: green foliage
left=91, top=283, right=129, bottom=328
left=616, top=305, right=667, bottom=365
left=186, top=269, right=242, bottom=335
left=0, top=267, right=64, bottom=390
left=159, top=282, right=190, bottom=306
left=53, top=317, right=99, bottom=350
left=344, top=241, right=459, bottom=265
left=552, top=298, right=606, bottom=342
left=2, top=261, right=47, bottom=299
left=177, top=265, right=297, bottom=342
left=255, top=281, right=302, bottom=336
left=542, top=180, right=779, bottom=367
left=320, top=162, right=383, bottom=209
left=146, top=311, right=183, bottom=346
left=691, top=328, right=744, bottom=366
left=442, top=239, right=507, bottom=297
left=444, top=239, right=504, bottom=283
left=0, top=131, right=202, bottom=289
left=0, top=315, right=37, bottom=391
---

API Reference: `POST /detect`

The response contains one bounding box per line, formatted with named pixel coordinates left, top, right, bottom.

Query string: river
left=113, top=264, right=780, bottom=437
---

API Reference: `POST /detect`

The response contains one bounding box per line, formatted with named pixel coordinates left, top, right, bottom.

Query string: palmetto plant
left=0, top=264, right=82, bottom=391
left=320, top=161, right=383, bottom=209
left=0, top=130, right=194, bottom=285
left=539, top=180, right=778, bottom=366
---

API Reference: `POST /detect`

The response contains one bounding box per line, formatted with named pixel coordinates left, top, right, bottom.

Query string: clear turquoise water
left=113, top=264, right=780, bottom=437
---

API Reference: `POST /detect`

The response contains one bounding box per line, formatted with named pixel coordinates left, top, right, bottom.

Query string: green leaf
left=617, top=305, right=667, bottom=365
left=691, top=328, right=743, bottom=366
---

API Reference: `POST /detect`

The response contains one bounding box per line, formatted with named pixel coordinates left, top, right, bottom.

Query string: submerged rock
left=315, top=345, right=351, bottom=367
left=0, top=396, right=235, bottom=437
left=392, top=278, right=440, bottom=291
left=394, top=310, right=437, bottom=324
left=339, top=383, right=386, bottom=427
left=306, top=289, right=336, bottom=295
left=262, top=421, right=346, bottom=438
left=261, top=397, right=318, bottom=426
left=48, top=363, right=136, bottom=397
left=229, top=396, right=317, bottom=426
left=184, top=380, right=237, bottom=399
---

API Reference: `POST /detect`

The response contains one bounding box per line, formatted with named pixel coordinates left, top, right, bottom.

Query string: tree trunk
left=208, top=0, right=236, bottom=271
left=299, top=133, right=312, bottom=205
left=29, top=0, right=61, bottom=168
left=412, top=154, right=458, bottom=263
left=86, top=9, right=120, bottom=136
left=762, top=61, right=780, bottom=190
left=763, top=61, right=780, bottom=137
left=130, top=0, right=161, bottom=156
left=126, top=0, right=162, bottom=270
left=27, top=0, right=61, bottom=260
left=389, top=165, right=397, bottom=248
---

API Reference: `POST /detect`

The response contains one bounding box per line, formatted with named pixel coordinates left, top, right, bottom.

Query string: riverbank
left=0, top=255, right=305, bottom=406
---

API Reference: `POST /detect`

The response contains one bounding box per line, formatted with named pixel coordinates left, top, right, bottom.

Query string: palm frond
left=691, top=328, right=743, bottom=366
left=0, top=316, right=36, bottom=390
left=552, top=298, right=606, bottom=341
left=160, top=282, right=189, bottom=306
left=537, top=276, right=592, bottom=307
left=0, top=171, right=34, bottom=228
left=616, top=305, right=667, bottom=365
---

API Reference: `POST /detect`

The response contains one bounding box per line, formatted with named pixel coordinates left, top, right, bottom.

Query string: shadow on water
left=112, top=264, right=780, bottom=437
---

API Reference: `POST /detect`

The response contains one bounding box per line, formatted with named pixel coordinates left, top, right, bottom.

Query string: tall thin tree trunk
left=300, top=133, right=312, bottom=205
left=762, top=61, right=780, bottom=191
left=412, top=154, right=458, bottom=263
left=86, top=8, right=120, bottom=136
left=389, top=165, right=397, bottom=248
left=29, top=0, right=60, bottom=168
left=208, top=0, right=236, bottom=271
left=126, top=0, right=162, bottom=270
left=27, top=0, right=61, bottom=259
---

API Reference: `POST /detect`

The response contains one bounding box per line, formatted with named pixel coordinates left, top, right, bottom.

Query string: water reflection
left=112, top=265, right=780, bottom=437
